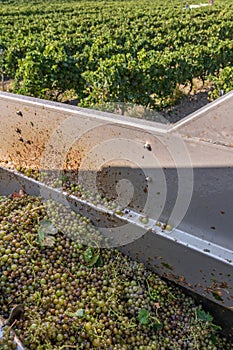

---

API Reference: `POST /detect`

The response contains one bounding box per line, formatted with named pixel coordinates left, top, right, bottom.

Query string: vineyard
left=0, top=0, right=233, bottom=110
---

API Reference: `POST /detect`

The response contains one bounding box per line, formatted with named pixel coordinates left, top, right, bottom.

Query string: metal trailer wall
left=0, top=91, right=233, bottom=333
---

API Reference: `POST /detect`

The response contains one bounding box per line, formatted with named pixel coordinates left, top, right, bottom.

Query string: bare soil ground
left=160, top=78, right=213, bottom=123
left=161, top=90, right=210, bottom=123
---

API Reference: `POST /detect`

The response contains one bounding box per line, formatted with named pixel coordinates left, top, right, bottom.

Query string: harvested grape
left=0, top=194, right=232, bottom=349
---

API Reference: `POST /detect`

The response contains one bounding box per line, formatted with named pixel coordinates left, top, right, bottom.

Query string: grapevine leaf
left=37, top=226, right=45, bottom=245
left=39, top=219, right=58, bottom=235
left=196, top=309, right=213, bottom=322
left=83, top=247, right=93, bottom=263
left=95, top=257, right=104, bottom=267
left=65, top=309, right=85, bottom=318
left=151, top=322, right=163, bottom=330
left=210, top=333, right=217, bottom=345
left=87, top=253, right=100, bottom=267
left=83, top=247, right=100, bottom=266
left=138, top=309, right=150, bottom=325
left=74, top=309, right=85, bottom=318
left=37, top=220, right=57, bottom=246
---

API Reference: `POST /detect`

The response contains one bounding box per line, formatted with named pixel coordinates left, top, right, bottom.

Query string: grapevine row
left=0, top=0, right=232, bottom=109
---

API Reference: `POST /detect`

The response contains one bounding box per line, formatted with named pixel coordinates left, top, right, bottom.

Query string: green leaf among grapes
left=37, top=226, right=45, bottom=245
left=65, top=308, right=85, bottom=318
left=74, top=309, right=85, bottom=318
left=151, top=321, right=163, bottom=330
left=95, top=257, right=104, bottom=267
left=83, top=247, right=100, bottom=267
left=88, top=254, right=100, bottom=267
left=83, top=247, right=93, bottom=263
left=37, top=220, right=57, bottom=246
left=138, top=309, right=150, bottom=325
left=196, top=309, right=213, bottom=322
left=39, top=219, right=58, bottom=235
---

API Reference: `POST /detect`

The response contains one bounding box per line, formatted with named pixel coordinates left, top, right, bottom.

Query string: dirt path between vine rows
left=161, top=89, right=210, bottom=123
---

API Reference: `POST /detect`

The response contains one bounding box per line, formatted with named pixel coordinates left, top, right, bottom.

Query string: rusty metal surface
left=1, top=91, right=233, bottom=170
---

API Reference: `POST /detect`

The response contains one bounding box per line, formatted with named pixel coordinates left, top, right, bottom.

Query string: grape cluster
left=0, top=194, right=232, bottom=349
